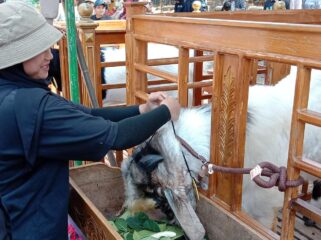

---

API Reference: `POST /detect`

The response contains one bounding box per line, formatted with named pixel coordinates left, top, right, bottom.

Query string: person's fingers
left=160, top=96, right=181, bottom=121
left=149, top=92, right=166, bottom=103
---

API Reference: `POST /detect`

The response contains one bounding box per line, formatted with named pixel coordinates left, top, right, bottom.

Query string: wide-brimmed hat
left=0, top=1, right=63, bottom=70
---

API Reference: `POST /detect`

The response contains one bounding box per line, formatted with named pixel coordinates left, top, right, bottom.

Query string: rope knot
left=251, top=162, right=302, bottom=192
left=277, top=166, right=287, bottom=192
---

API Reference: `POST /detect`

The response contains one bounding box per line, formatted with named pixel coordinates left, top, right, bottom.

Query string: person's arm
left=91, top=105, right=140, bottom=122
left=37, top=95, right=177, bottom=161
left=110, top=94, right=180, bottom=150
left=91, top=92, right=167, bottom=121
left=111, top=105, right=171, bottom=150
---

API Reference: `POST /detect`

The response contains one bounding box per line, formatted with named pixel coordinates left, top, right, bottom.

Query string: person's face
left=22, top=48, right=53, bottom=79
left=95, top=5, right=106, bottom=18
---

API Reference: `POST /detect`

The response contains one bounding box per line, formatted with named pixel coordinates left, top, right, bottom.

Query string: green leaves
left=114, top=218, right=128, bottom=233
left=143, top=219, right=161, bottom=232
left=111, top=211, right=183, bottom=239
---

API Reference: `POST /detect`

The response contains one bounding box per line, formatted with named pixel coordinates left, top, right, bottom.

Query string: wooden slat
left=235, top=211, right=279, bottom=240
left=193, top=50, right=204, bottom=106
left=146, top=54, right=213, bottom=66
left=147, top=80, right=213, bottom=92
left=209, top=53, right=250, bottom=209
left=297, top=109, right=321, bottom=128
left=95, top=20, right=126, bottom=31
left=147, top=84, right=177, bottom=92
left=134, top=33, right=321, bottom=69
left=132, top=15, right=321, bottom=61
left=134, top=90, right=148, bottom=102
left=292, top=198, right=321, bottom=225
left=275, top=208, right=321, bottom=240
left=69, top=177, right=122, bottom=240
left=147, top=79, right=173, bottom=85
left=201, top=74, right=213, bottom=80
left=281, top=65, right=312, bottom=239
left=133, top=40, right=148, bottom=105
left=102, top=83, right=126, bottom=90
left=96, top=32, right=125, bottom=45
left=164, top=10, right=321, bottom=24
left=134, top=63, right=177, bottom=83
left=178, top=47, right=189, bottom=107
left=188, top=80, right=213, bottom=88
left=101, top=61, right=126, bottom=68
left=294, top=157, right=321, bottom=178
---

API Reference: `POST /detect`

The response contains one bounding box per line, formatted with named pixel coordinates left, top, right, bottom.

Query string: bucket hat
left=0, top=1, right=63, bottom=70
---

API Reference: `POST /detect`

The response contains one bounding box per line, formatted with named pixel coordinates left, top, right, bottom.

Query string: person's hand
left=161, top=96, right=181, bottom=121
left=139, top=92, right=167, bottom=113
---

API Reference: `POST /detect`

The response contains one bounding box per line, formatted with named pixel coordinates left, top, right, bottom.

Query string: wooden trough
left=69, top=163, right=269, bottom=240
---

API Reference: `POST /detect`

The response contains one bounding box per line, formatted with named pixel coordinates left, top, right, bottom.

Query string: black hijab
left=0, top=63, right=51, bottom=90
left=0, top=64, right=51, bottom=167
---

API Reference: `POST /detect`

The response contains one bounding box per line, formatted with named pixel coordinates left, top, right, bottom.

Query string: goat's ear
left=137, top=154, right=164, bottom=173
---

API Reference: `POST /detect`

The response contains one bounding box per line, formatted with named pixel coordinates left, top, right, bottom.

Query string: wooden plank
left=209, top=53, right=250, bottom=209
left=281, top=65, right=312, bottom=239
left=101, top=61, right=126, bottom=68
left=134, top=63, right=177, bottom=83
left=276, top=207, right=321, bottom=240
left=134, top=90, right=149, bottom=102
left=292, top=198, right=321, bottom=225
left=297, top=109, right=321, bottom=128
left=147, top=80, right=212, bottom=92
left=133, top=40, right=148, bottom=105
left=197, top=196, right=272, bottom=240
left=69, top=163, right=125, bottom=240
left=96, top=32, right=125, bottom=45
left=294, top=158, right=321, bottom=179
left=193, top=50, right=204, bottom=106
left=102, top=83, right=126, bottom=90
left=95, top=20, right=126, bottom=31
left=147, top=54, right=213, bottom=66
left=164, top=10, right=321, bottom=24
left=178, top=47, right=189, bottom=107
left=132, top=16, right=321, bottom=61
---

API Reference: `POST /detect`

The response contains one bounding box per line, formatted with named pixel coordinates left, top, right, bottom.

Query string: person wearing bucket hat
left=0, top=1, right=180, bottom=239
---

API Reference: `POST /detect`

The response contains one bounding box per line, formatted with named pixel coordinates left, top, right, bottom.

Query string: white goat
left=121, top=66, right=321, bottom=236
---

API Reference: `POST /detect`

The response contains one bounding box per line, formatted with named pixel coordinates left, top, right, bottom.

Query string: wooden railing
left=57, top=4, right=321, bottom=239
left=125, top=6, right=321, bottom=240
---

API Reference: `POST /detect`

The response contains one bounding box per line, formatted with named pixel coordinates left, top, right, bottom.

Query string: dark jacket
left=174, top=0, right=193, bottom=12
left=0, top=65, right=117, bottom=239
left=0, top=64, right=170, bottom=239
left=264, top=0, right=276, bottom=9
left=223, top=0, right=246, bottom=10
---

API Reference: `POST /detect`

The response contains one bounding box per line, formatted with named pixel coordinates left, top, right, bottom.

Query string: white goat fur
left=122, top=66, right=321, bottom=228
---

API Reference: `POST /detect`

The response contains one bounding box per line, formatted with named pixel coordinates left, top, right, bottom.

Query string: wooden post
left=281, top=65, right=311, bottom=239
left=193, top=50, right=204, bottom=106
left=77, top=17, right=99, bottom=107
left=178, top=47, right=189, bottom=107
left=209, top=53, right=251, bottom=211
left=125, top=2, right=147, bottom=106
left=56, top=30, right=71, bottom=100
